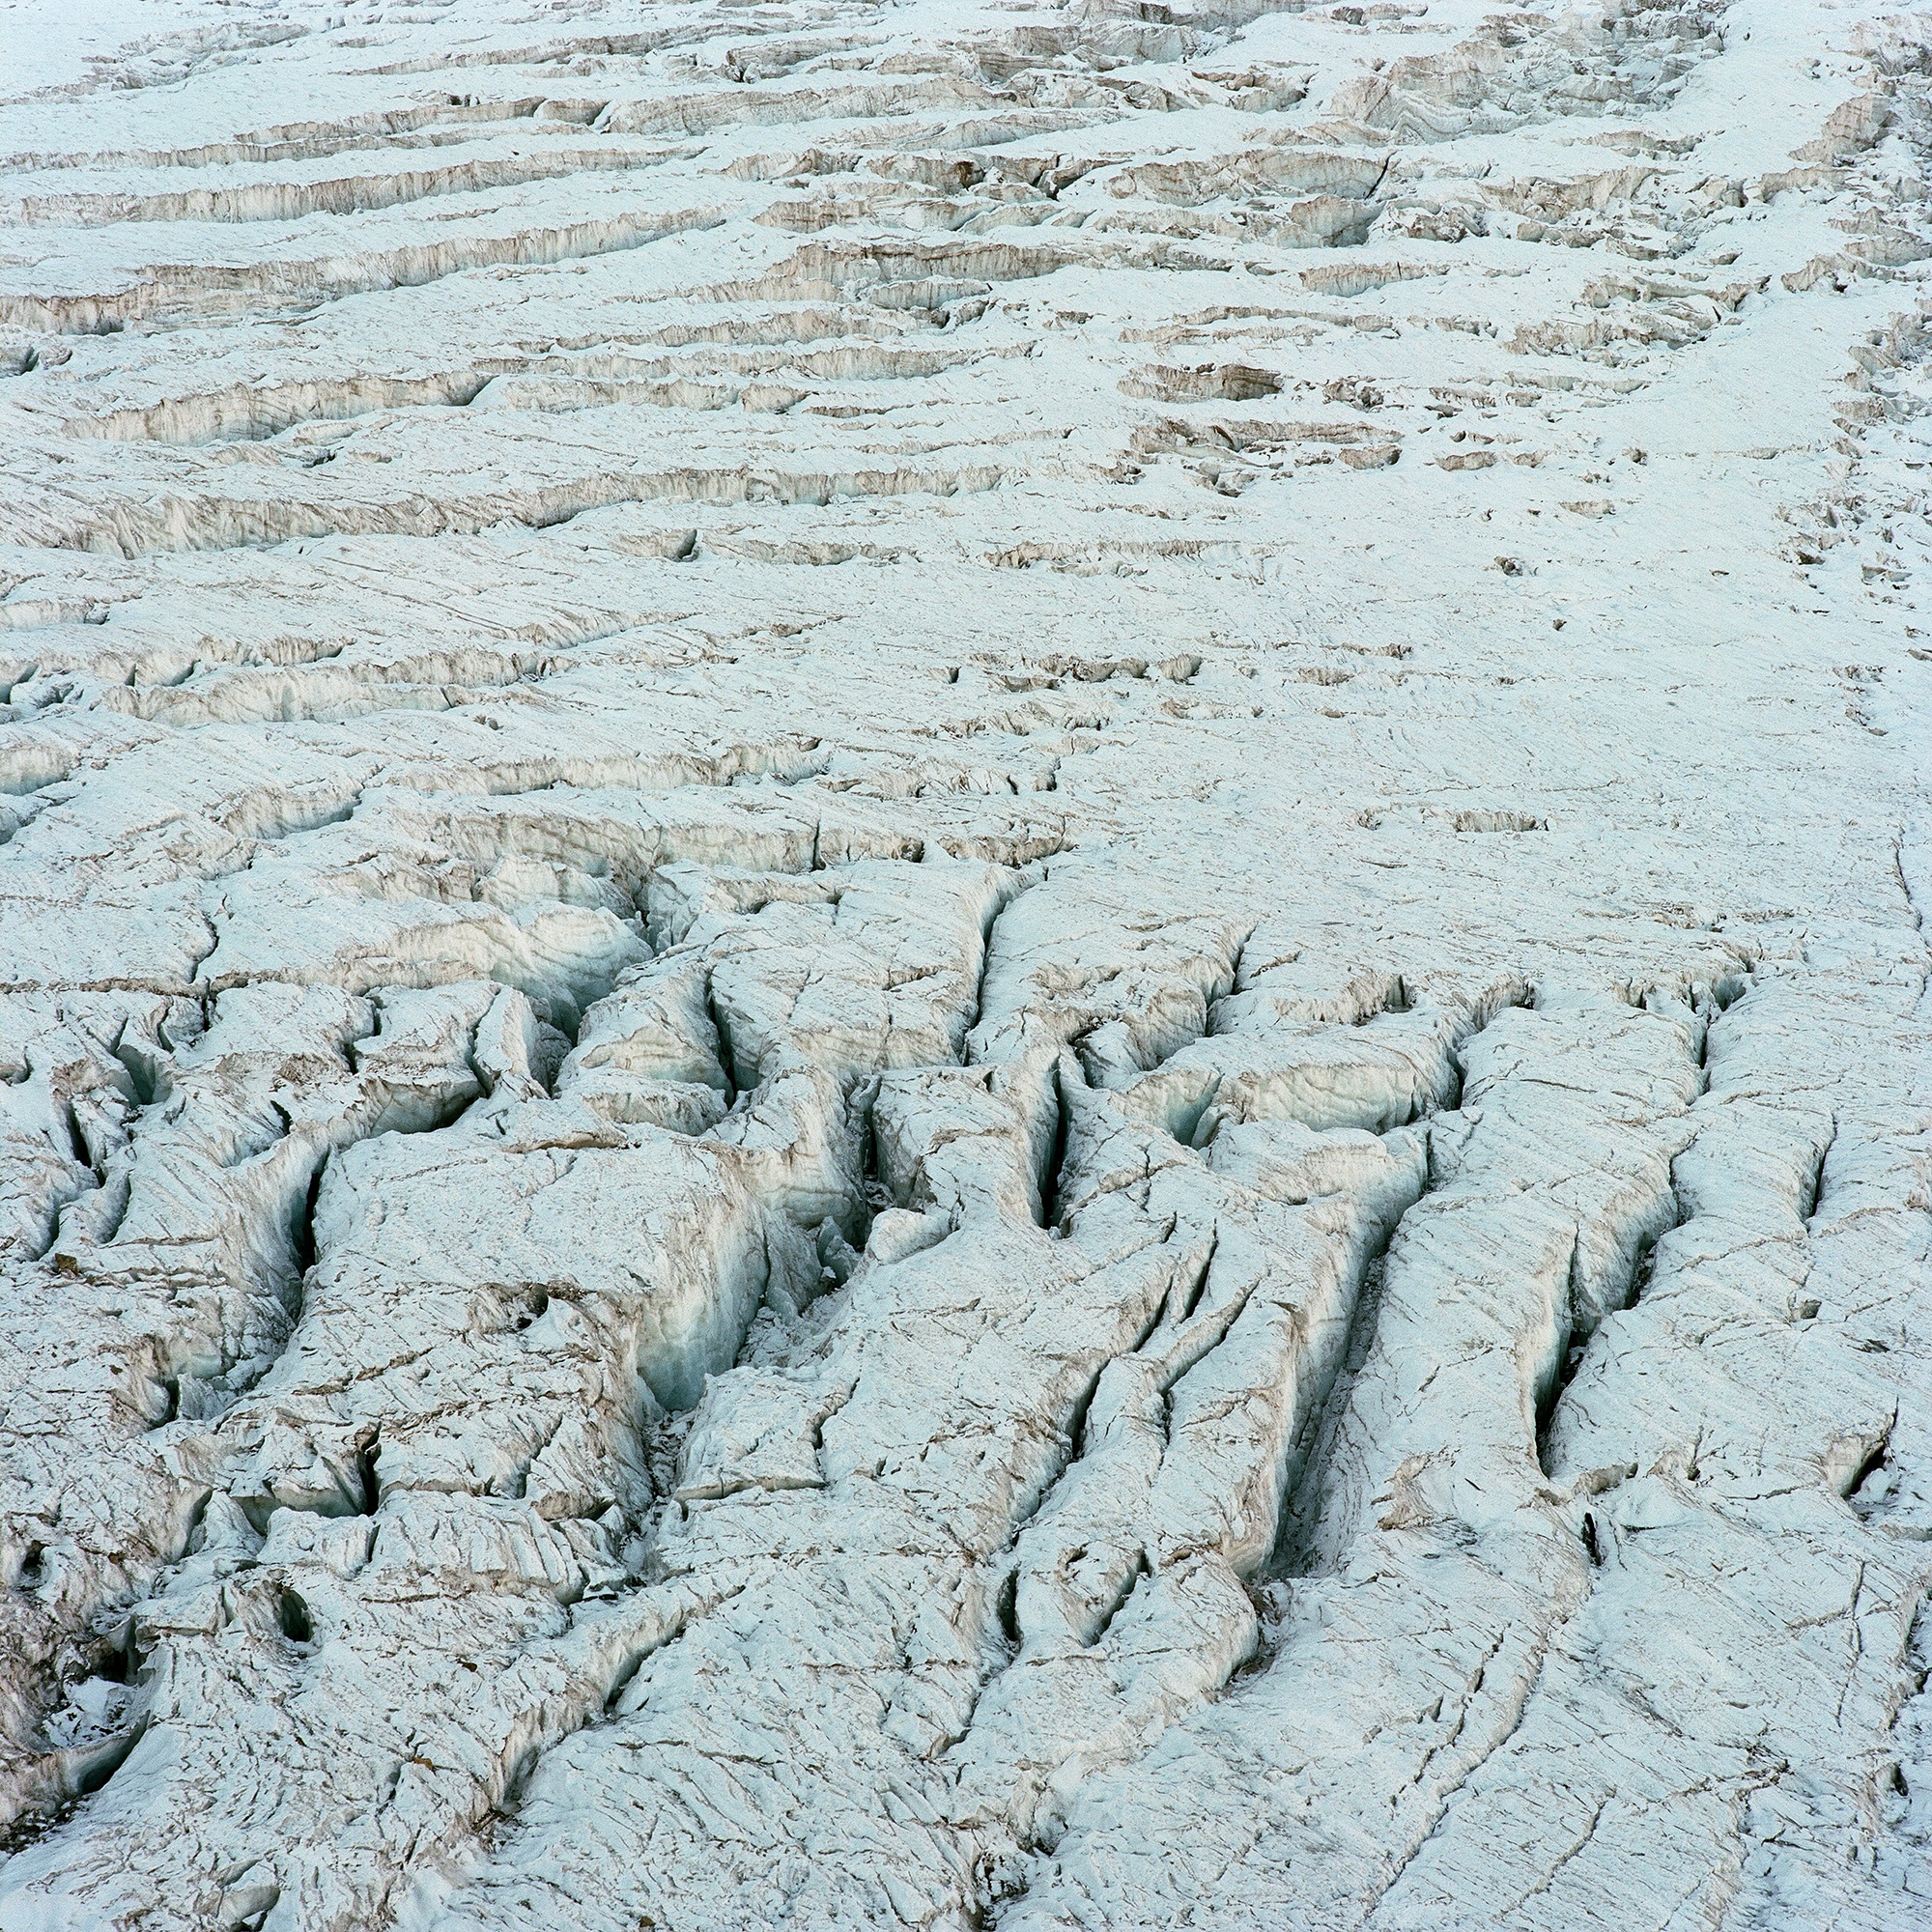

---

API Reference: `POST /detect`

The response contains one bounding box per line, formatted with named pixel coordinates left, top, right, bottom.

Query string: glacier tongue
left=1, top=0, right=1930, bottom=1926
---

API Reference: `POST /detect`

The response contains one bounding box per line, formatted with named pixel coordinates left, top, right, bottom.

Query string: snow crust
left=1, top=0, right=1930, bottom=1925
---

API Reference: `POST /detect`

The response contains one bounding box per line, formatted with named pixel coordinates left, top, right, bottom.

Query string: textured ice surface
left=1, top=0, right=1930, bottom=1926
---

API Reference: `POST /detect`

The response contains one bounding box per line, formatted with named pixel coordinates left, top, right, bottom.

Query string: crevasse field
left=1, top=2, right=1929, bottom=1927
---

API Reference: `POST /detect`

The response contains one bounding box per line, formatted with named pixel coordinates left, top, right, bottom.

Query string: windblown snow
left=0, top=0, right=1929, bottom=1926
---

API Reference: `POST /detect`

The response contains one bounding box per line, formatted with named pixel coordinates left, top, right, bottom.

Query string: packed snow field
left=0, top=0, right=1929, bottom=1925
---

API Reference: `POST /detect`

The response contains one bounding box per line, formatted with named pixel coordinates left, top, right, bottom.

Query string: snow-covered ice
left=0, top=0, right=1929, bottom=1925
